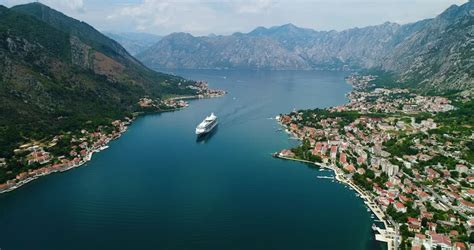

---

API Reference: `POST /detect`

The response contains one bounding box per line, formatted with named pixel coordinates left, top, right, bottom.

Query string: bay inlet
left=0, top=70, right=384, bottom=250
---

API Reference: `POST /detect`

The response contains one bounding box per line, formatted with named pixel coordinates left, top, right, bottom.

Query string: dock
left=317, top=162, right=399, bottom=249
left=271, top=154, right=400, bottom=249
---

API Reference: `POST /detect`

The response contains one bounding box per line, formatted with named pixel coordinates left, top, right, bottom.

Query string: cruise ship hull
left=195, top=121, right=217, bottom=135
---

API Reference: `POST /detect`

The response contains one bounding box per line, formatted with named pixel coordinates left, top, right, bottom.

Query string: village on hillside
left=0, top=81, right=226, bottom=194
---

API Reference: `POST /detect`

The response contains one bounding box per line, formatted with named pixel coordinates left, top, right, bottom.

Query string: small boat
left=316, top=176, right=334, bottom=180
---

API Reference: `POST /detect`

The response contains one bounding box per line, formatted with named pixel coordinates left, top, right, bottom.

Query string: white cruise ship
left=195, top=113, right=218, bottom=135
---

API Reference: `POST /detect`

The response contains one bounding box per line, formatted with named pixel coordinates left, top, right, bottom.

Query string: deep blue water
left=0, top=70, right=383, bottom=250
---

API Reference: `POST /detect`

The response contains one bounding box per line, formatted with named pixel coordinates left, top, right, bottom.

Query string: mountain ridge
left=137, top=1, right=474, bottom=92
left=104, top=32, right=162, bottom=56
left=0, top=2, right=196, bottom=167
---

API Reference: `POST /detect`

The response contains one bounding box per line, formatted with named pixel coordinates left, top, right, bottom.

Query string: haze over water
left=0, top=70, right=383, bottom=250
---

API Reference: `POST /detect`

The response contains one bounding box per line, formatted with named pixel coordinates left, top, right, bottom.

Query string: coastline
left=274, top=73, right=474, bottom=249
left=0, top=92, right=226, bottom=195
left=273, top=92, right=398, bottom=249
left=0, top=121, right=129, bottom=194
left=273, top=153, right=396, bottom=249
left=167, top=92, right=227, bottom=101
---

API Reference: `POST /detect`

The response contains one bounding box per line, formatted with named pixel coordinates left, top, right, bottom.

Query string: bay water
left=0, top=70, right=383, bottom=250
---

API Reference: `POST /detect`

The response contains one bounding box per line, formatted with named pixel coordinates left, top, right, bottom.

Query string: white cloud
left=107, top=0, right=219, bottom=34
left=64, top=0, right=84, bottom=12
left=4, top=0, right=469, bottom=36
left=235, top=0, right=276, bottom=14
left=4, top=0, right=85, bottom=12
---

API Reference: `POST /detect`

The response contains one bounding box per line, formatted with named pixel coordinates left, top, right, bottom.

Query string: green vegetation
left=0, top=3, right=198, bottom=182
left=383, top=136, right=419, bottom=157
left=298, top=108, right=387, bottom=129
left=291, top=139, right=322, bottom=162
left=361, top=65, right=471, bottom=96
left=352, top=172, right=373, bottom=191
left=436, top=99, right=474, bottom=131
left=418, top=155, right=458, bottom=169
left=434, top=99, right=474, bottom=164
left=361, top=69, right=407, bottom=90
left=386, top=202, right=420, bottom=226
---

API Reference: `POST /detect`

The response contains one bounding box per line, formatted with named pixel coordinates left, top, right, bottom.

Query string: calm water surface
left=0, top=70, right=384, bottom=250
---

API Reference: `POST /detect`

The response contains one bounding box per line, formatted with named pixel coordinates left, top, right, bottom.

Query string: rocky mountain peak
left=135, top=1, right=473, bottom=92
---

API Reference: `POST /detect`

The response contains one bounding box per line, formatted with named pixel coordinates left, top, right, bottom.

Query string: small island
left=275, top=74, right=473, bottom=249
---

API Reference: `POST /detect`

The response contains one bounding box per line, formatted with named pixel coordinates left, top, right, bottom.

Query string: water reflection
left=196, top=125, right=219, bottom=144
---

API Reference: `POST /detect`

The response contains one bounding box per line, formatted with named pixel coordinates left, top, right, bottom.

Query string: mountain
left=0, top=3, right=195, bottom=160
left=139, top=32, right=310, bottom=70
left=104, top=32, right=162, bottom=56
left=138, top=1, right=474, bottom=92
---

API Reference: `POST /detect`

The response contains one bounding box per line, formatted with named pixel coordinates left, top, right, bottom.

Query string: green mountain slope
left=0, top=3, right=195, bottom=160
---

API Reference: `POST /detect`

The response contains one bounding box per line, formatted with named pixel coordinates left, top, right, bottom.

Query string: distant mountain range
left=137, top=0, right=474, bottom=92
left=104, top=32, right=162, bottom=56
left=0, top=3, right=195, bottom=158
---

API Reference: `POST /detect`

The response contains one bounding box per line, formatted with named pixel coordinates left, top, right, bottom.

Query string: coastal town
left=138, top=81, right=226, bottom=111
left=276, top=74, right=473, bottom=250
left=0, top=81, right=225, bottom=194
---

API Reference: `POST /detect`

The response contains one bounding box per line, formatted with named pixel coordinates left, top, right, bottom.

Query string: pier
left=315, top=176, right=334, bottom=180
left=329, top=164, right=398, bottom=249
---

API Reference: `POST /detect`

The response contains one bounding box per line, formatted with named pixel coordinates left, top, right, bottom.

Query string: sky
left=3, top=0, right=469, bottom=36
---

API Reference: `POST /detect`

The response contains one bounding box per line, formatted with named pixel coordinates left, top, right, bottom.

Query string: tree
left=421, top=217, right=428, bottom=227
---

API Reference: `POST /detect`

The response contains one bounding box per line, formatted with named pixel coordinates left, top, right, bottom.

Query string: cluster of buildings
left=138, top=81, right=225, bottom=112
left=342, top=88, right=454, bottom=114
left=278, top=83, right=472, bottom=249
left=345, top=74, right=377, bottom=89
left=24, top=146, right=52, bottom=165
left=160, top=99, right=189, bottom=109
left=138, top=97, right=189, bottom=110
left=0, top=119, right=130, bottom=193
left=187, top=81, right=226, bottom=98
left=138, top=97, right=154, bottom=108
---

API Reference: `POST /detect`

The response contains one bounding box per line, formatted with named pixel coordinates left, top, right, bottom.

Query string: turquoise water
left=0, top=70, right=383, bottom=250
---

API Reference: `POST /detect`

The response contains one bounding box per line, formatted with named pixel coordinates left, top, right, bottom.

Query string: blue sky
left=3, top=0, right=468, bottom=36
